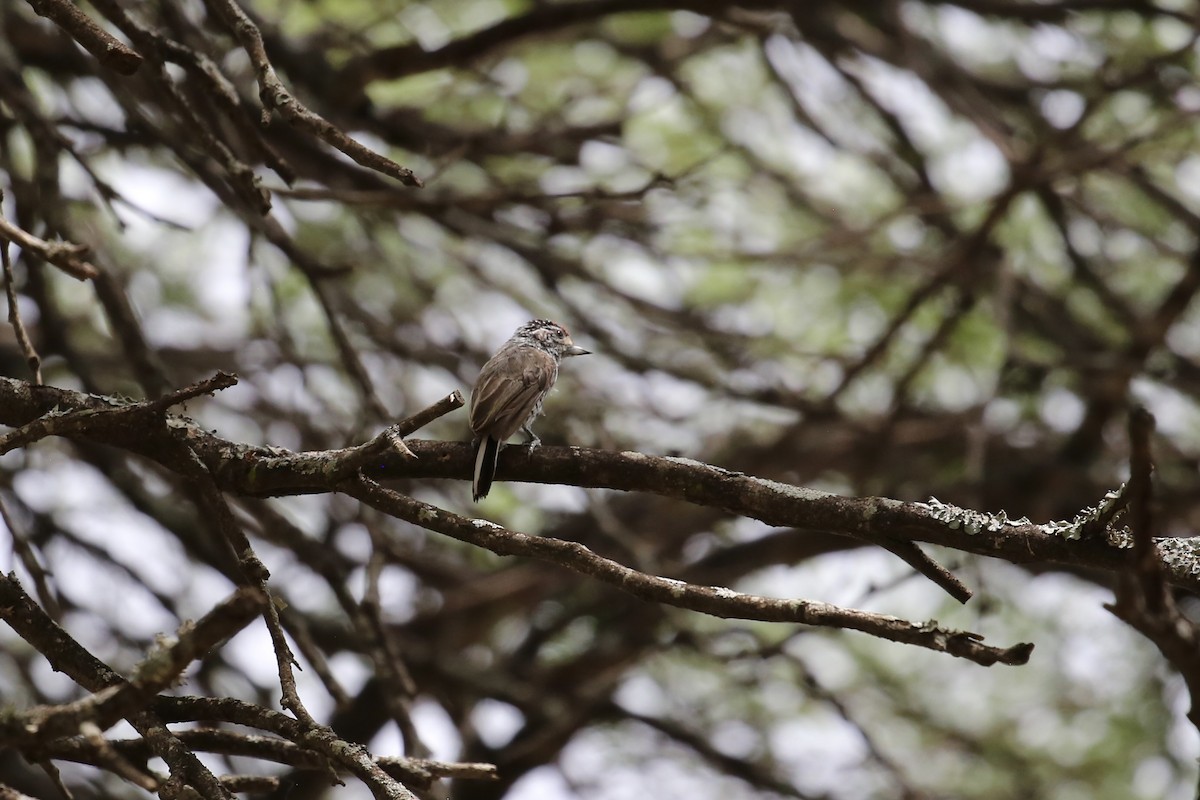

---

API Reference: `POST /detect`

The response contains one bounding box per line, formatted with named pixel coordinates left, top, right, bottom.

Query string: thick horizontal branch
left=0, top=371, right=237, bottom=455
left=0, top=377, right=1196, bottom=593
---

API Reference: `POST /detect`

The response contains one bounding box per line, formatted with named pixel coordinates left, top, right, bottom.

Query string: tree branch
left=23, top=0, right=143, bottom=74
left=346, top=476, right=1031, bottom=666
left=0, top=575, right=242, bottom=798
left=0, top=377, right=1195, bottom=596
left=0, top=212, right=99, bottom=280
left=0, top=584, right=267, bottom=747
left=200, top=0, right=423, bottom=187
left=1106, top=408, right=1200, bottom=731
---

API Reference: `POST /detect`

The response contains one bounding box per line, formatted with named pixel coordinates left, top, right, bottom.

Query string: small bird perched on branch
left=469, top=319, right=590, bottom=501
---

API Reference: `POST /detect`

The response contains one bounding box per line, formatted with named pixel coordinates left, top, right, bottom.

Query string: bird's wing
left=469, top=347, right=556, bottom=440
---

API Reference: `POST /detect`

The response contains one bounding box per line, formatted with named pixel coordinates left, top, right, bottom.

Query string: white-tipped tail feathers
left=472, top=436, right=500, bottom=501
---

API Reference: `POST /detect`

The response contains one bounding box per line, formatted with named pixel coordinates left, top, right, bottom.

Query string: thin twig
left=0, top=584, right=268, bottom=746
left=880, top=539, right=972, bottom=604
left=79, top=722, right=159, bottom=792
left=1106, top=408, right=1200, bottom=731
left=393, top=390, right=465, bottom=437
left=0, top=492, right=60, bottom=618
left=1, top=236, right=41, bottom=383
left=318, top=391, right=466, bottom=482
left=347, top=477, right=1032, bottom=667
left=36, top=722, right=500, bottom=788
left=1125, top=406, right=1157, bottom=584
left=360, top=531, right=428, bottom=756
left=148, top=371, right=240, bottom=412
left=0, top=213, right=99, bottom=281
left=201, top=0, right=423, bottom=187
left=0, top=371, right=238, bottom=456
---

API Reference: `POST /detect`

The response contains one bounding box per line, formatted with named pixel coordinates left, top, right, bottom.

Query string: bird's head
left=516, top=319, right=590, bottom=359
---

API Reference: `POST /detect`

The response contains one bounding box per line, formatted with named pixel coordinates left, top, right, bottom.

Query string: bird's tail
left=473, top=436, right=500, bottom=501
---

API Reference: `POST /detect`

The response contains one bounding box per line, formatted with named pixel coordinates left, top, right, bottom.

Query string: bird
left=469, top=319, right=590, bottom=501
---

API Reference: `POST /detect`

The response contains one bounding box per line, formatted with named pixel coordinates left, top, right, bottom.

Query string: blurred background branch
left=2, top=0, right=1200, bottom=798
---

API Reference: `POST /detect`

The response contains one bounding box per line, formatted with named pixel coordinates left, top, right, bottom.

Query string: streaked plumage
left=469, top=319, right=589, bottom=500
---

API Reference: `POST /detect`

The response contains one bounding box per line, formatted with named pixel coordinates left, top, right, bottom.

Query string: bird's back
left=469, top=344, right=558, bottom=441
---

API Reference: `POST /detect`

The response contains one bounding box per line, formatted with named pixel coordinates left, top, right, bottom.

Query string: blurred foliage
left=2, top=0, right=1200, bottom=798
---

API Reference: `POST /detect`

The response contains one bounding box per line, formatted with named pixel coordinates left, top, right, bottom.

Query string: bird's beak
left=564, top=345, right=590, bottom=357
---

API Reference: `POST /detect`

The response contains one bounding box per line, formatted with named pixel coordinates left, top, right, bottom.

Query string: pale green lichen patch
left=917, top=497, right=1027, bottom=535
left=1157, top=539, right=1200, bottom=576
left=917, top=485, right=1132, bottom=546
left=1037, top=485, right=1126, bottom=541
